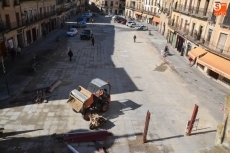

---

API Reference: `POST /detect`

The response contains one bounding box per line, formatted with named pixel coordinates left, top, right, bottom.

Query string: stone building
left=158, top=0, right=173, bottom=37
left=89, top=0, right=125, bottom=15
left=166, top=0, right=230, bottom=87
left=0, top=0, right=22, bottom=48
left=125, top=0, right=162, bottom=25
left=0, top=0, right=78, bottom=49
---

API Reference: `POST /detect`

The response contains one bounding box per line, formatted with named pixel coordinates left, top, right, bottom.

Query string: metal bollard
left=186, top=104, right=199, bottom=136
left=142, top=110, right=151, bottom=143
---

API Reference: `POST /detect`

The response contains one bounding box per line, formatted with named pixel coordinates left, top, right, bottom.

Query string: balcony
left=220, top=16, right=230, bottom=28
left=168, top=21, right=189, bottom=35
left=0, top=21, right=7, bottom=33
left=173, top=5, right=210, bottom=20
left=2, top=0, right=10, bottom=7
left=200, top=38, right=230, bottom=59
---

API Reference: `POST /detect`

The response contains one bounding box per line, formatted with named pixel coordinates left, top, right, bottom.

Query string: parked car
left=77, top=17, right=87, bottom=22
left=121, top=20, right=127, bottom=24
left=80, top=29, right=93, bottom=40
left=112, top=15, right=119, bottom=19
left=126, top=21, right=135, bottom=26
left=135, top=25, right=148, bottom=31
left=72, top=21, right=87, bottom=28
left=67, top=28, right=78, bottom=36
left=118, top=19, right=126, bottom=23
left=127, top=22, right=136, bottom=27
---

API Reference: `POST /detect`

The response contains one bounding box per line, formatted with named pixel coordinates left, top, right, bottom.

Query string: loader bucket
left=67, top=89, right=89, bottom=112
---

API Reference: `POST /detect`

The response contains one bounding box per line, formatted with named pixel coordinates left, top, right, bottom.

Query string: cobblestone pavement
left=0, top=15, right=229, bottom=153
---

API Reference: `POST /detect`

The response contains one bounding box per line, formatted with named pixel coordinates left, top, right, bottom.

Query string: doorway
left=17, top=33, right=24, bottom=48
left=32, top=28, right=37, bottom=42
left=26, top=30, right=32, bottom=45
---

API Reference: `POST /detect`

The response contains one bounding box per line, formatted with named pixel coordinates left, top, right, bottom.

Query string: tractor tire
left=100, top=102, right=109, bottom=112
left=82, top=109, right=91, bottom=121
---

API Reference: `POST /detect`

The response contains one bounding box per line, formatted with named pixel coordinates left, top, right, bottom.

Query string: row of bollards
left=142, top=104, right=199, bottom=143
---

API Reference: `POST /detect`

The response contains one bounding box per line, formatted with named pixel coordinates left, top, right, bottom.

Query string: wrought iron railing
left=173, top=4, right=211, bottom=18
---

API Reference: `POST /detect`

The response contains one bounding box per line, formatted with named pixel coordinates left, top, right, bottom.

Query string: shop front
left=175, top=34, right=185, bottom=53
left=135, top=11, right=142, bottom=20
left=167, top=28, right=174, bottom=44
left=147, top=15, right=153, bottom=24
left=142, top=14, right=148, bottom=23
left=152, top=17, right=160, bottom=26
left=185, top=41, right=198, bottom=57
left=197, top=52, right=230, bottom=86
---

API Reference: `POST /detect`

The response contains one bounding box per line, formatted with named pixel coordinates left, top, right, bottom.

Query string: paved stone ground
left=0, top=15, right=229, bottom=153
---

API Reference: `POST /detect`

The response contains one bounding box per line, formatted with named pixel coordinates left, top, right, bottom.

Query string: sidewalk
left=0, top=15, right=79, bottom=102
left=144, top=24, right=228, bottom=104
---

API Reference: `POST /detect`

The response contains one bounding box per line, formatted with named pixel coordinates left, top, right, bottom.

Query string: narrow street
left=0, top=14, right=229, bottom=153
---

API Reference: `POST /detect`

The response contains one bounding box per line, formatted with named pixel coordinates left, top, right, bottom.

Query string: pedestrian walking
left=189, top=57, right=193, bottom=66
left=133, top=35, right=136, bottom=43
left=91, top=18, right=94, bottom=23
left=91, top=36, right=94, bottom=46
left=16, top=46, right=21, bottom=57
left=68, top=48, right=73, bottom=61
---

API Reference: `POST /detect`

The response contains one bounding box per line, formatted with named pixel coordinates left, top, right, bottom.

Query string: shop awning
left=188, top=47, right=207, bottom=60
left=147, top=15, right=153, bottom=18
left=135, top=12, right=142, bottom=16
left=142, top=14, right=148, bottom=17
left=168, top=27, right=174, bottom=33
left=197, top=52, right=230, bottom=79
left=153, top=17, right=160, bottom=23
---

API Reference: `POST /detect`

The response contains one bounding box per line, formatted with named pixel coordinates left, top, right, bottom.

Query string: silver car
left=67, top=28, right=78, bottom=36
left=135, top=25, right=148, bottom=31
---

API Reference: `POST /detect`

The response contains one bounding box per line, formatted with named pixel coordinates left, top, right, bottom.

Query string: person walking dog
left=68, top=48, right=73, bottom=61
left=133, top=35, right=136, bottom=43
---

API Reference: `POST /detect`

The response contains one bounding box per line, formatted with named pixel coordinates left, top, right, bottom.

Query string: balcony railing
left=173, top=5, right=210, bottom=19
left=2, top=9, right=67, bottom=31
left=200, top=37, right=230, bottom=57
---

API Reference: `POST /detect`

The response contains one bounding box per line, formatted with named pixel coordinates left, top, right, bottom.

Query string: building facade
left=89, top=0, right=125, bottom=15
left=125, top=0, right=162, bottom=25
left=0, top=0, right=78, bottom=51
left=159, top=0, right=173, bottom=37
left=165, top=0, right=230, bottom=87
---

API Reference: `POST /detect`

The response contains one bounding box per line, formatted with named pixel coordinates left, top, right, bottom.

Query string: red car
left=121, top=20, right=127, bottom=24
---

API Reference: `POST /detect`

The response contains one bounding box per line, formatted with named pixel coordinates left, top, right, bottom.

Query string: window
left=115, top=1, right=118, bottom=5
left=105, top=1, right=108, bottom=6
left=206, top=29, right=212, bottom=42
left=191, top=23, right=195, bottom=36
left=216, top=33, right=227, bottom=53
left=111, top=1, right=113, bottom=6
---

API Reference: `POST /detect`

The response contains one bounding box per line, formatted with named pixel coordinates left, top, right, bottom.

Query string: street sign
left=214, top=1, right=227, bottom=16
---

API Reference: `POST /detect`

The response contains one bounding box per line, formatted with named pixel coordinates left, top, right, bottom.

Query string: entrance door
left=217, top=33, right=227, bottom=53
left=17, top=33, right=24, bottom=48
left=32, top=28, right=37, bottom=41
left=26, top=30, right=32, bottom=45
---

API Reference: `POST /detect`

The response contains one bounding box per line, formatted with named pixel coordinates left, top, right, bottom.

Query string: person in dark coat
left=91, top=36, right=94, bottom=46
left=68, top=49, right=73, bottom=61
left=133, top=35, right=136, bottom=43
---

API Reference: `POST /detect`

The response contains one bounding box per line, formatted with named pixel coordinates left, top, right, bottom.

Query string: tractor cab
left=67, top=78, right=111, bottom=120
left=87, top=78, right=111, bottom=101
